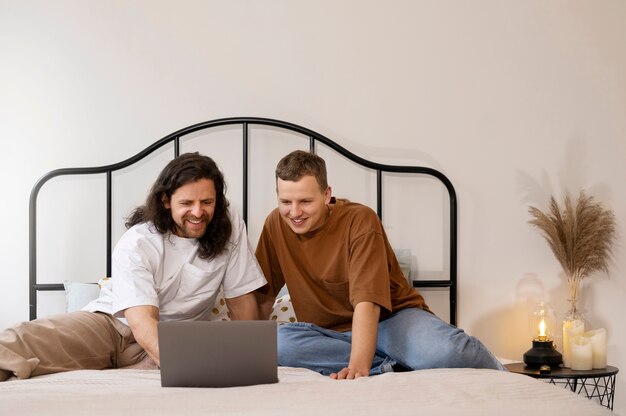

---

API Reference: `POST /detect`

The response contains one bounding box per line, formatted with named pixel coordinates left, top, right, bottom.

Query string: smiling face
left=277, top=175, right=332, bottom=235
left=163, top=178, right=217, bottom=238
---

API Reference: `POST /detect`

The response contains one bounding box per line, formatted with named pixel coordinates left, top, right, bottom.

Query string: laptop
left=158, top=320, right=278, bottom=387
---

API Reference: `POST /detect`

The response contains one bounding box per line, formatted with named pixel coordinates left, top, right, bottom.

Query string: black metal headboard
left=29, top=117, right=458, bottom=324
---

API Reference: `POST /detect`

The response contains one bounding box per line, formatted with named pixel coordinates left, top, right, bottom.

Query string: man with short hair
left=0, top=152, right=266, bottom=381
left=255, top=150, right=504, bottom=380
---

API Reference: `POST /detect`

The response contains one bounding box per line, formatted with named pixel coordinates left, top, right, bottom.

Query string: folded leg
left=277, top=322, right=394, bottom=376
left=0, top=311, right=144, bottom=380
left=377, top=308, right=504, bottom=370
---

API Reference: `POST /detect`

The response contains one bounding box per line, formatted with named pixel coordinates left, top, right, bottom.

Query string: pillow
left=393, top=248, right=411, bottom=280
left=63, top=281, right=101, bottom=312
left=210, top=287, right=297, bottom=323
left=209, top=291, right=230, bottom=321
left=271, top=294, right=297, bottom=324
left=210, top=292, right=297, bottom=323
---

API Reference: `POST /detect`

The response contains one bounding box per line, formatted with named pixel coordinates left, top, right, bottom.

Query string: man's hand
left=330, top=301, right=380, bottom=380
left=330, top=366, right=371, bottom=380
left=124, top=305, right=160, bottom=366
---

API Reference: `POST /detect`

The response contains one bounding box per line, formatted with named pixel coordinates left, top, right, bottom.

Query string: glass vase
left=562, top=281, right=585, bottom=368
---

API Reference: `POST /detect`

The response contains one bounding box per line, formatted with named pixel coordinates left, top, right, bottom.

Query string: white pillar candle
left=585, top=328, right=607, bottom=369
left=570, top=336, right=593, bottom=370
left=562, top=319, right=584, bottom=368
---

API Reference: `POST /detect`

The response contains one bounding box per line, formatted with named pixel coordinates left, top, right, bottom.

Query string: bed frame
left=28, top=117, right=458, bottom=323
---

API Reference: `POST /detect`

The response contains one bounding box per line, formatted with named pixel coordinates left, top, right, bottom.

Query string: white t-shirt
left=85, top=208, right=266, bottom=323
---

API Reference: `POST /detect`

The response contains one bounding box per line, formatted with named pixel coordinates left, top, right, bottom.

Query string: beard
left=175, top=215, right=210, bottom=238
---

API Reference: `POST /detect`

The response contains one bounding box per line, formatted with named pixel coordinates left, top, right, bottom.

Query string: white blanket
left=0, top=367, right=611, bottom=415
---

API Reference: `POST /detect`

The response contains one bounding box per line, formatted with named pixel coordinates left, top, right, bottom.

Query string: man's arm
left=330, top=301, right=380, bottom=380
left=124, top=305, right=160, bottom=366
left=254, top=290, right=276, bottom=320
left=254, top=215, right=284, bottom=320
left=226, top=292, right=261, bottom=320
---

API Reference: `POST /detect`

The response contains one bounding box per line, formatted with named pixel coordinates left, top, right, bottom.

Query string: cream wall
left=1, top=0, right=625, bottom=412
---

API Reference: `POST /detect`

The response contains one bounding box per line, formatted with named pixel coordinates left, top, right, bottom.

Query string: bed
left=0, top=367, right=612, bottom=415
left=3, top=117, right=612, bottom=415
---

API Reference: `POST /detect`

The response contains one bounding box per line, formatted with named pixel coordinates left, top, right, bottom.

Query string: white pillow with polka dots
left=210, top=289, right=297, bottom=323
left=270, top=293, right=297, bottom=324
left=209, top=289, right=230, bottom=321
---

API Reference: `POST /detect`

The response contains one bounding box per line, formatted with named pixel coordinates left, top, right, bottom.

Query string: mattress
left=0, top=367, right=610, bottom=415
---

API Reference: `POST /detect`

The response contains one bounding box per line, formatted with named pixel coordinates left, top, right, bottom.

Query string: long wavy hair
left=126, top=152, right=232, bottom=259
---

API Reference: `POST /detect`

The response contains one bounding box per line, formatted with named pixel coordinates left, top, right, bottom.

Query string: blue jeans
left=277, top=307, right=505, bottom=376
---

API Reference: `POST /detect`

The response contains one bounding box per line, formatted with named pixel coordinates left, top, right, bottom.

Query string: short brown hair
left=275, top=150, right=328, bottom=192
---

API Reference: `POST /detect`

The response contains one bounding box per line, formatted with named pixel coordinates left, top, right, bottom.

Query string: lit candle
left=585, top=328, right=607, bottom=369
left=562, top=319, right=584, bottom=368
left=537, top=318, right=547, bottom=342
left=570, top=336, right=593, bottom=370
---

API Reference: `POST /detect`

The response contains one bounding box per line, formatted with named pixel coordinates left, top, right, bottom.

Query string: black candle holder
left=523, top=339, right=563, bottom=368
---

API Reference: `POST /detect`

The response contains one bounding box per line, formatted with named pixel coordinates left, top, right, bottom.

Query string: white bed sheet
left=0, top=367, right=611, bottom=415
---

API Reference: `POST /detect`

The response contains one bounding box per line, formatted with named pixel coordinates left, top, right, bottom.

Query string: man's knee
left=276, top=324, right=303, bottom=365
left=276, top=323, right=333, bottom=367
left=427, top=333, right=502, bottom=370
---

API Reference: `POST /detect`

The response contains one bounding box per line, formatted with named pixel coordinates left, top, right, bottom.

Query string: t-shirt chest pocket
left=177, top=262, right=223, bottom=296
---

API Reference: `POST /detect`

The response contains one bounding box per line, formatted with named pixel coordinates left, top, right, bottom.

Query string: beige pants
left=0, top=311, right=146, bottom=381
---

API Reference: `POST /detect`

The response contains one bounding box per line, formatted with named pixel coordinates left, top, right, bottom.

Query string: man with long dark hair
left=0, top=153, right=265, bottom=381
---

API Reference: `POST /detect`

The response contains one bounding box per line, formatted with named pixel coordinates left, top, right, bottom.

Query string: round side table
left=505, top=362, right=619, bottom=411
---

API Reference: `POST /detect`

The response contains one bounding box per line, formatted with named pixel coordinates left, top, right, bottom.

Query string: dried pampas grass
left=528, top=191, right=616, bottom=301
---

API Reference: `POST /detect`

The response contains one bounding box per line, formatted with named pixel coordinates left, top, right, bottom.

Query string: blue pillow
left=63, top=281, right=101, bottom=312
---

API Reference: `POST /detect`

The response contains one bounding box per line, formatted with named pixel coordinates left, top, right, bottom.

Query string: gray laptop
left=158, top=320, right=278, bottom=387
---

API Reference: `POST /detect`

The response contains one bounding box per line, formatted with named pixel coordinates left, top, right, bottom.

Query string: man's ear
left=324, top=186, right=332, bottom=204
left=161, top=193, right=171, bottom=209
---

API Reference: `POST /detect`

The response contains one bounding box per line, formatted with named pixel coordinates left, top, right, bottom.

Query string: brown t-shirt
left=255, top=198, right=429, bottom=332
